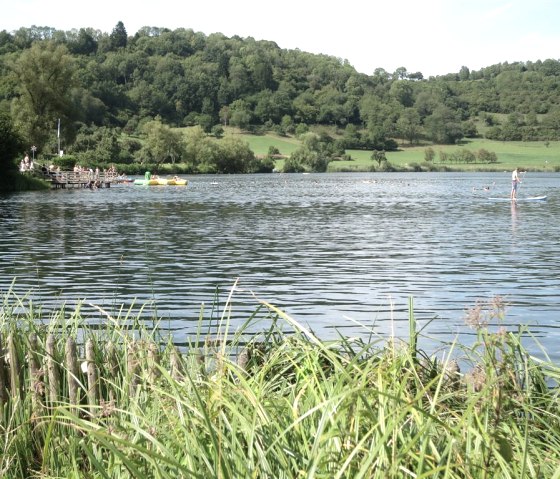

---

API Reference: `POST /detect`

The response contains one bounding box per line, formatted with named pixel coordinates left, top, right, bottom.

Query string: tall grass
left=1, top=288, right=559, bottom=478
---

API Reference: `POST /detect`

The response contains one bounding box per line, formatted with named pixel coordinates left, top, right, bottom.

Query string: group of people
left=144, top=171, right=183, bottom=183
left=75, top=165, right=100, bottom=180
left=86, top=179, right=103, bottom=189
left=22, top=152, right=524, bottom=199
left=19, top=154, right=34, bottom=172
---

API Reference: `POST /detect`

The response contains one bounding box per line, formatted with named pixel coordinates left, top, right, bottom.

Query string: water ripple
left=1, top=172, right=559, bottom=361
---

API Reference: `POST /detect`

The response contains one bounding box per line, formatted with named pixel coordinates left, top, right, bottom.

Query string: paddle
left=519, top=171, right=528, bottom=197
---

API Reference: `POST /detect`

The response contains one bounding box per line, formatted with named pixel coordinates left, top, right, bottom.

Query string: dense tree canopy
left=8, top=41, right=78, bottom=151
left=1, top=22, right=560, bottom=173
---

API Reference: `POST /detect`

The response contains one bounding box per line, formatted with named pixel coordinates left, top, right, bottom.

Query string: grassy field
left=382, top=139, right=559, bottom=172
left=238, top=131, right=301, bottom=157
left=227, top=128, right=560, bottom=172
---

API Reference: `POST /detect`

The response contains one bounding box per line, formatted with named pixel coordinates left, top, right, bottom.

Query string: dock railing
left=38, top=170, right=120, bottom=188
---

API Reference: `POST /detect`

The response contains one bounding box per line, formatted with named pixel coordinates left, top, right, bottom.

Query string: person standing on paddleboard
left=511, top=167, right=521, bottom=201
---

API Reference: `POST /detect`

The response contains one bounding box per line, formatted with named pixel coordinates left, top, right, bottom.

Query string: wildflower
left=490, top=295, right=508, bottom=319
left=465, top=302, right=487, bottom=330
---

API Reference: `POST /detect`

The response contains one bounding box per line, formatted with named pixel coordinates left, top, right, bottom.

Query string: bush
left=211, top=125, right=224, bottom=138
left=424, top=147, right=435, bottom=162
left=273, top=123, right=287, bottom=136
left=0, top=171, right=49, bottom=191
left=282, top=156, right=305, bottom=173
left=251, top=157, right=275, bottom=173
left=477, top=148, right=498, bottom=163
left=52, top=154, right=78, bottom=170
left=294, top=123, right=309, bottom=137
left=451, top=148, right=476, bottom=164
left=268, top=145, right=280, bottom=156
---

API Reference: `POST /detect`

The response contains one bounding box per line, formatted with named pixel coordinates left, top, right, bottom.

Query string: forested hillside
left=1, top=22, right=560, bottom=173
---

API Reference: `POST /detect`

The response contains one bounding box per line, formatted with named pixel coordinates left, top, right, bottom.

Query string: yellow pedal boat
left=134, top=178, right=188, bottom=186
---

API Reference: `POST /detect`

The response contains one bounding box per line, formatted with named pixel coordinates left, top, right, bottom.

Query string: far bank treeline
left=2, top=22, right=560, bottom=175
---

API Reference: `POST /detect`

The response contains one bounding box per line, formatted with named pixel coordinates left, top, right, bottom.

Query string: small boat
left=133, top=179, right=160, bottom=186
left=134, top=178, right=188, bottom=186
left=166, top=178, right=188, bottom=186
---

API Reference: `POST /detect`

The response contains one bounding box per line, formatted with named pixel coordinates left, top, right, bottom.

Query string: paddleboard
left=488, top=195, right=547, bottom=202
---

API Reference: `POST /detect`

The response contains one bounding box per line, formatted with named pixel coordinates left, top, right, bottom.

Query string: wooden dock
left=39, top=170, right=120, bottom=189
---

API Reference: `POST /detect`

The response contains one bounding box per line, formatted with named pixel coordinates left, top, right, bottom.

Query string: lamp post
left=31, top=145, right=37, bottom=162
left=57, top=119, right=61, bottom=156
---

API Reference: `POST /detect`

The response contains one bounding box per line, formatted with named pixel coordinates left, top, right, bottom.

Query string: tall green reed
left=1, top=286, right=559, bottom=478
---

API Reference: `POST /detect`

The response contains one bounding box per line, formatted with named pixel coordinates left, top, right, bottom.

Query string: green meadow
left=117, top=127, right=559, bottom=175
left=381, top=139, right=560, bottom=172
left=240, top=132, right=301, bottom=157
left=230, top=129, right=560, bottom=173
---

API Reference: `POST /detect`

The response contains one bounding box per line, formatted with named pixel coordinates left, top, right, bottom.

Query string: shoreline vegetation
left=4, top=25, right=560, bottom=190
left=1, top=288, right=559, bottom=478
left=240, top=131, right=560, bottom=174
left=14, top=134, right=560, bottom=189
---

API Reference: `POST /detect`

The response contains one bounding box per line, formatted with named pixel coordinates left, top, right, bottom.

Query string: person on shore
left=511, top=167, right=521, bottom=201
left=20, top=154, right=30, bottom=171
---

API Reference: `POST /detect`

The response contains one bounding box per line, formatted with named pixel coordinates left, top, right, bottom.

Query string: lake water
left=1, top=172, right=559, bottom=361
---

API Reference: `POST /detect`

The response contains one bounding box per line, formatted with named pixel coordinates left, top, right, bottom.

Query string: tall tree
left=140, top=117, right=185, bottom=165
left=10, top=41, right=78, bottom=150
left=390, top=80, right=414, bottom=107
left=397, top=108, right=421, bottom=144
left=424, top=106, right=463, bottom=144
left=459, top=66, right=470, bottom=81
left=184, top=125, right=215, bottom=167
left=213, top=136, right=256, bottom=173
left=228, top=99, right=252, bottom=129
left=69, top=28, right=98, bottom=55
left=110, top=21, right=127, bottom=50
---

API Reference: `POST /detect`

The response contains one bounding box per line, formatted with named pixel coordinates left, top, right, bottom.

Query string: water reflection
left=511, top=201, right=519, bottom=235
left=1, top=173, right=559, bottom=361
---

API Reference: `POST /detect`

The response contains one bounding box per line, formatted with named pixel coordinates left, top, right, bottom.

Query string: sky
left=2, top=0, right=560, bottom=77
